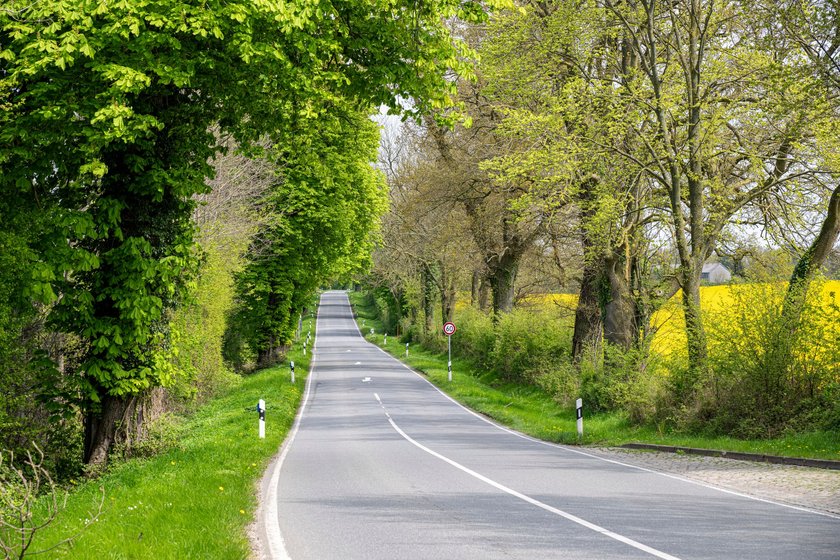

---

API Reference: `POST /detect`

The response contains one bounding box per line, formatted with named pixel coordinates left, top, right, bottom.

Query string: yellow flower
left=239, top=509, right=245, bottom=515
left=219, top=486, right=224, bottom=491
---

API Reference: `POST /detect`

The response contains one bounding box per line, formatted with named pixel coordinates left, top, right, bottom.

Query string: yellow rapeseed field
left=650, top=280, right=840, bottom=361
left=521, top=281, right=839, bottom=366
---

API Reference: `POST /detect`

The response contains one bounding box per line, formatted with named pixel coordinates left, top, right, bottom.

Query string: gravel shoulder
left=584, top=447, right=840, bottom=516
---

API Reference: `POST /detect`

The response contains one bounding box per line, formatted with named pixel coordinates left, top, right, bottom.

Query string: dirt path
left=585, top=447, right=840, bottom=516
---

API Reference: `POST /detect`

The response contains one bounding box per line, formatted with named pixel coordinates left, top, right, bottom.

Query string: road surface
left=258, top=291, right=839, bottom=559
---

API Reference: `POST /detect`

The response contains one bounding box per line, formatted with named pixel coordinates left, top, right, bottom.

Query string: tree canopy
left=1, top=0, right=502, bottom=465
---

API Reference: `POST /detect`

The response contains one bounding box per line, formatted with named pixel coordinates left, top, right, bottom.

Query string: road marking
left=347, top=294, right=840, bottom=522
left=362, top=376, right=371, bottom=383
left=342, top=292, right=839, bottom=519
left=385, top=412, right=682, bottom=560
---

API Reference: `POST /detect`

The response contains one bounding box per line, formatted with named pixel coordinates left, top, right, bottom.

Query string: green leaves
left=227, top=109, right=387, bottom=363
left=1, top=0, right=499, bottom=465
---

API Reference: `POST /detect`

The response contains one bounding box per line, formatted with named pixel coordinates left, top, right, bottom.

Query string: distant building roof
left=702, top=262, right=729, bottom=274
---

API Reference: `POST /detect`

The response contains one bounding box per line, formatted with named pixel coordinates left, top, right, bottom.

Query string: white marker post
left=443, top=322, right=456, bottom=382
left=384, top=334, right=387, bottom=346
left=576, top=398, right=583, bottom=439
left=405, top=342, right=409, bottom=357
left=290, top=360, right=295, bottom=384
left=258, top=399, right=266, bottom=439
left=303, top=341, right=307, bottom=355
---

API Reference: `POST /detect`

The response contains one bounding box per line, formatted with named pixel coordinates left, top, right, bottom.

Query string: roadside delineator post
left=290, top=360, right=295, bottom=384
left=258, top=399, right=266, bottom=439
left=405, top=342, right=409, bottom=357
left=384, top=334, right=387, bottom=346
left=576, top=398, right=583, bottom=439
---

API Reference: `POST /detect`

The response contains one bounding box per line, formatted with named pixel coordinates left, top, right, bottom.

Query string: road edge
left=619, top=443, right=840, bottom=471
left=254, top=298, right=321, bottom=560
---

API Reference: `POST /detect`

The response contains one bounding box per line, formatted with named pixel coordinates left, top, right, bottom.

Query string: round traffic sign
left=443, top=321, right=456, bottom=336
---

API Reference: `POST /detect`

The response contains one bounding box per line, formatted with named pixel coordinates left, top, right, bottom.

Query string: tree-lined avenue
left=260, top=291, right=839, bottom=559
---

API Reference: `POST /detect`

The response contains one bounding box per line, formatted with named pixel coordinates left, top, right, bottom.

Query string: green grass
left=23, top=314, right=315, bottom=559
left=350, top=292, right=840, bottom=462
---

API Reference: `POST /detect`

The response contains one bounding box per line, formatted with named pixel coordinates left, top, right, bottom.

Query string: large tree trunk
left=440, top=265, right=456, bottom=323
left=603, top=254, right=636, bottom=351
left=680, top=262, right=708, bottom=381
left=781, top=184, right=840, bottom=326
left=478, top=277, right=491, bottom=312
left=84, top=395, right=132, bottom=467
left=489, top=251, right=518, bottom=316
left=470, top=270, right=480, bottom=307
left=572, top=175, right=603, bottom=363
left=422, top=264, right=436, bottom=335
left=83, top=389, right=166, bottom=467
left=762, top=184, right=840, bottom=402
left=572, top=257, right=603, bottom=364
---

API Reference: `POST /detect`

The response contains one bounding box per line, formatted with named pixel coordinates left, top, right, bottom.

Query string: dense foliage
left=366, top=0, right=840, bottom=438
left=225, top=111, right=388, bottom=367
left=0, top=0, right=500, bottom=471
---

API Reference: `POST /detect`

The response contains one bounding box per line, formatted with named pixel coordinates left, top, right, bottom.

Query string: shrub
left=130, top=413, right=184, bottom=459
left=670, top=278, right=840, bottom=437
left=491, top=309, right=572, bottom=383
left=452, top=307, right=495, bottom=369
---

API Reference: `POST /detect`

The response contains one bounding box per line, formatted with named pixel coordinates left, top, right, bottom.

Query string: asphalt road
left=259, top=290, right=840, bottom=560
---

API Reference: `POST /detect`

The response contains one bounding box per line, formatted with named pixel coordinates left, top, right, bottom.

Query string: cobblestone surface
left=585, top=447, right=840, bottom=516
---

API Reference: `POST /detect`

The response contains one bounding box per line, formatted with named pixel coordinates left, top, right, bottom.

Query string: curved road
left=258, top=291, right=839, bottom=559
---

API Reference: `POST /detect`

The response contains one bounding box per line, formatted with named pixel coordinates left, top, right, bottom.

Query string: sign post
left=258, top=399, right=266, bottom=439
left=576, top=398, right=583, bottom=439
left=443, top=322, right=456, bottom=381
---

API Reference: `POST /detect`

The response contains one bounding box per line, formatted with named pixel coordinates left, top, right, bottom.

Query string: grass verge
left=25, top=314, right=315, bottom=559
left=349, top=292, right=839, bottom=462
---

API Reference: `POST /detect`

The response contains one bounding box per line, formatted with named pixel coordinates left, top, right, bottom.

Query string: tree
left=1, top=0, right=501, bottom=465
left=766, top=0, right=840, bottom=322
left=477, top=1, right=666, bottom=361
left=227, top=110, right=388, bottom=367
left=599, top=0, right=816, bottom=383
left=426, top=82, right=549, bottom=317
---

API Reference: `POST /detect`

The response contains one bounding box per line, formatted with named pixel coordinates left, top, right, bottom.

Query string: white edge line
left=263, top=296, right=323, bottom=559
left=344, top=292, right=840, bottom=521
left=386, top=414, right=682, bottom=560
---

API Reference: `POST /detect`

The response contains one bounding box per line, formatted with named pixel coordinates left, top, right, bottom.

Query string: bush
left=491, top=308, right=573, bottom=383
left=451, top=307, right=495, bottom=368
left=130, top=413, right=184, bottom=458
left=174, top=244, right=243, bottom=391
left=669, top=278, right=840, bottom=437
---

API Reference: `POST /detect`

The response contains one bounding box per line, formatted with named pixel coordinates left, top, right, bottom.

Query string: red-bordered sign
left=443, top=322, right=456, bottom=336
